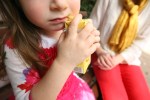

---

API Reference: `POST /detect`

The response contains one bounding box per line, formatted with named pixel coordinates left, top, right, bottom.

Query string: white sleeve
left=4, top=45, right=40, bottom=100
left=90, top=0, right=110, bottom=28
left=120, top=26, right=150, bottom=64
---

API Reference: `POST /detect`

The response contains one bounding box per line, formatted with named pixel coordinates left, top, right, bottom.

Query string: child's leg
left=120, top=64, right=150, bottom=100
left=93, top=65, right=128, bottom=100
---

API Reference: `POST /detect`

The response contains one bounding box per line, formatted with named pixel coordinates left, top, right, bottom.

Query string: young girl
left=90, top=0, right=150, bottom=100
left=0, top=0, right=100, bottom=100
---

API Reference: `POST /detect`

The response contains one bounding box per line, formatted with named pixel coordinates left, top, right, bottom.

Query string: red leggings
left=93, top=64, right=150, bottom=100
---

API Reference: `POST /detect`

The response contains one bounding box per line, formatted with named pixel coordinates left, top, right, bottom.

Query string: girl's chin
left=50, top=24, right=65, bottom=32
left=52, top=27, right=64, bottom=32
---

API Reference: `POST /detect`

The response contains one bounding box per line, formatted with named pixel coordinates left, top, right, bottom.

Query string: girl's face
left=19, top=0, right=80, bottom=36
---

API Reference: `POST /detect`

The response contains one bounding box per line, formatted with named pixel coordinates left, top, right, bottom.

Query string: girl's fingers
left=103, top=54, right=114, bottom=67
left=86, top=34, right=96, bottom=47
left=99, top=66, right=109, bottom=70
left=91, top=29, right=100, bottom=36
left=99, top=55, right=113, bottom=70
left=100, top=57, right=110, bottom=68
left=58, top=32, right=66, bottom=44
left=94, top=35, right=101, bottom=43
left=68, top=14, right=82, bottom=37
left=108, top=54, right=116, bottom=67
left=88, top=42, right=100, bottom=55
left=85, top=27, right=100, bottom=48
left=86, top=34, right=100, bottom=48
left=104, top=58, right=114, bottom=68
left=79, top=22, right=94, bottom=39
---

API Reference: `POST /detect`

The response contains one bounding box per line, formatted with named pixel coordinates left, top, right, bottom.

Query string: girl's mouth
left=50, top=17, right=67, bottom=24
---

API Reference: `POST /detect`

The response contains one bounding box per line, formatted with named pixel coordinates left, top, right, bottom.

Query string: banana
left=65, top=15, right=90, bottom=31
left=65, top=15, right=91, bottom=74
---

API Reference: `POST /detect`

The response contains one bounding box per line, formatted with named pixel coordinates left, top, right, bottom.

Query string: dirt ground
left=140, top=53, right=150, bottom=88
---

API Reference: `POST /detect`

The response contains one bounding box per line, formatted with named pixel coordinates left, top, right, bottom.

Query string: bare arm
left=31, top=14, right=100, bottom=100
left=31, top=59, right=74, bottom=100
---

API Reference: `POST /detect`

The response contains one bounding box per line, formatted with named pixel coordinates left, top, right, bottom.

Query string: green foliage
left=81, top=0, right=96, bottom=17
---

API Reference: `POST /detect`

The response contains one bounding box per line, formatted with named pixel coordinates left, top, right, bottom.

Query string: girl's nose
left=50, top=0, right=68, bottom=11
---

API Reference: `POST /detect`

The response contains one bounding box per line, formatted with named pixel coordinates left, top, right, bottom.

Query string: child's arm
left=30, top=14, right=100, bottom=100
left=5, top=14, right=100, bottom=100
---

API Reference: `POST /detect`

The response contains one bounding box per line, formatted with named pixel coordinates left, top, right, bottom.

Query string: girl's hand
left=111, top=54, right=126, bottom=66
left=95, top=52, right=126, bottom=70
left=56, top=14, right=100, bottom=70
left=96, top=51, right=114, bottom=70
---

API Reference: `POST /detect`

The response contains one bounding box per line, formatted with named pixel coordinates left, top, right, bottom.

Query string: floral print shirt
left=4, top=35, right=95, bottom=100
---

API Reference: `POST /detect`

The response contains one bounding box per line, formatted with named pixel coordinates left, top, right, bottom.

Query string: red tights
left=93, top=64, right=150, bottom=100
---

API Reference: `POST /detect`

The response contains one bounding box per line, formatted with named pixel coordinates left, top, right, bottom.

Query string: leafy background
left=81, top=0, right=96, bottom=17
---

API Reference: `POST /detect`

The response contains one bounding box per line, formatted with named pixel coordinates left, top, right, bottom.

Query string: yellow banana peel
left=65, top=15, right=91, bottom=74
left=65, top=15, right=90, bottom=31
left=74, top=57, right=91, bottom=74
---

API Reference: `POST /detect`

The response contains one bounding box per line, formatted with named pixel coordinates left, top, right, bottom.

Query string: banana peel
left=65, top=15, right=90, bottom=31
left=65, top=15, right=91, bottom=74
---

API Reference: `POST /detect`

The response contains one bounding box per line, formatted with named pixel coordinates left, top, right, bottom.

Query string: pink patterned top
left=4, top=35, right=95, bottom=100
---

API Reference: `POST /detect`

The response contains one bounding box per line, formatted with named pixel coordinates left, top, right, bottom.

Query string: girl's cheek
left=69, top=0, right=80, bottom=15
left=73, top=8, right=80, bottom=16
